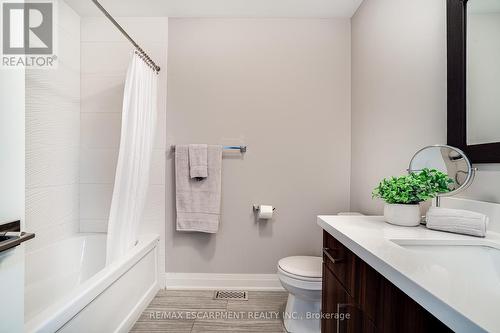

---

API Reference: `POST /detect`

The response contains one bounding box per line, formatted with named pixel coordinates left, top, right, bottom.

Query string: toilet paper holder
left=253, top=205, right=276, bottom=212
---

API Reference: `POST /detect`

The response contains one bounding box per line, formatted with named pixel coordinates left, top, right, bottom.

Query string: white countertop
left=318, top=215, right=500, bottom=333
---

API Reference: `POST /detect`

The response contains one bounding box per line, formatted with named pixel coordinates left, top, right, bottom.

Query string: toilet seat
left=278, top=266, right=322, bottom=282
left=278, top=256, right=322, bottom=279
left=277, top=256, right=322, bottom=291
left=278, top=266, right=322, bottom=291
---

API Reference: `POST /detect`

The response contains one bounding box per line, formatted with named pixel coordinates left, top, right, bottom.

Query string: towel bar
left=171, top=145, right=247, bottom=153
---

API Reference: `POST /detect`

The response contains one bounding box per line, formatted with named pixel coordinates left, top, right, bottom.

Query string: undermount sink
left=391, top=239, right=500, bottom=290
left=391, top=237, right=500, bottom=249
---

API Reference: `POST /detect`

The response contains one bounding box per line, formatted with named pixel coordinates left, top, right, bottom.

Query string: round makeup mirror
left=408, top=145, right=476, bottom=204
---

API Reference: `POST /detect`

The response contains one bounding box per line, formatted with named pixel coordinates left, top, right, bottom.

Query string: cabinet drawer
left=323, top=231, right=356, bottom=296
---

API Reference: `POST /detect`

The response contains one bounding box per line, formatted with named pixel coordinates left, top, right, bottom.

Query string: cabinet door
left=322, top=264, right=375, bottom=333
left=377, top=278, right=452, bottom=333
left=337, top=304, right=377, bottom=333
left=322, top=263, right=348, bottom=333
left=356, top=258, right=451, bottom=333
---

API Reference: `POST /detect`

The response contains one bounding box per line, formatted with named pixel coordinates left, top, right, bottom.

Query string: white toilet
left=277, top=256, right=322, bottom=333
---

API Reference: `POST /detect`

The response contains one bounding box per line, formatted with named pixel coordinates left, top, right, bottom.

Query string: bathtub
left=25, top=233, right=160, bottom=333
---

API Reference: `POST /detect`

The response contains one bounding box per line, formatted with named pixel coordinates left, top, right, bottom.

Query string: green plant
left=372, top=168, right=454, bottom=205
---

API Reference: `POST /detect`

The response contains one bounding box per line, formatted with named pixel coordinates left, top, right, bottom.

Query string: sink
left=391, top=239, right=500, bottom=292
left=394, top=242, right=500, bottom=268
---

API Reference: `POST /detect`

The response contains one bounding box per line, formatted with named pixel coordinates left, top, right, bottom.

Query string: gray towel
left=189, top=144, right=208, bottom=180
left=175, top=145, right=223, bottom=233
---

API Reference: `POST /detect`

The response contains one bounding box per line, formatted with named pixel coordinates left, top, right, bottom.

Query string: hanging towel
left=175, top=145, right=223, bottom=233
left=426, top=207, right=489, bottom=237
left=189, top=144, right=208, bottom=180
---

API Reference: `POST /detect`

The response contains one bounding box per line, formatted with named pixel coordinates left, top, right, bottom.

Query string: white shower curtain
left=106, top=52, right=158, bottom=265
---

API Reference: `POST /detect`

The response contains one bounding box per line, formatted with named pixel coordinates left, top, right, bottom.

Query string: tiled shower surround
left=25, top=1, right=167, bottom=278
left=25, top=1, right=81, bottom=252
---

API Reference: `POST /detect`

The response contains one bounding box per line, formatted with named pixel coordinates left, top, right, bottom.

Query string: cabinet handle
left=323, top=248, right=343, bottom=264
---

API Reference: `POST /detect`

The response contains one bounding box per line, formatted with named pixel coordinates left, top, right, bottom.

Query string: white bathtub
left=25, top=233, right=160, bottom=333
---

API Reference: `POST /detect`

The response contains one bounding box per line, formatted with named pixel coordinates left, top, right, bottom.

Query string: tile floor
left=130, top=290, right=288, bottom=332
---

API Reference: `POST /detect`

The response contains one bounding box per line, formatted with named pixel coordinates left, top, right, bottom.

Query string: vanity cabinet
left=321, top=231, right=452, bottom=333
left=322, top=264, right=376, bottom=333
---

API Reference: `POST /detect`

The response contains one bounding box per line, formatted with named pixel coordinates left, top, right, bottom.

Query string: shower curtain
left=106, top=52, right=158, bottom=265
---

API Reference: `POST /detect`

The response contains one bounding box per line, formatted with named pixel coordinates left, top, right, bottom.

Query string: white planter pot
left=383, top=204, right=421, bottom=227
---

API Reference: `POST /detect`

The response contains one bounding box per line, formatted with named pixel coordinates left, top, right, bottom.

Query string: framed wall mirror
left=447, top=0, right=500, bottom=163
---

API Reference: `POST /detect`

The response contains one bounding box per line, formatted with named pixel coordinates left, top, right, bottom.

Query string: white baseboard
left=165, top=273, right=284, bottom=291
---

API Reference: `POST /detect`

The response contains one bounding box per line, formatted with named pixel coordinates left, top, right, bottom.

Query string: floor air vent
left=214, top=290, right=249, bottom=301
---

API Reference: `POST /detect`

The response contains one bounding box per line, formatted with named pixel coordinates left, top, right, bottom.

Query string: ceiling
left=65, top=0, right=364, bottom=18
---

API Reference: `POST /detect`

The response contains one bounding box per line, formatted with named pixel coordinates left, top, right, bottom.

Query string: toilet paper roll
left=257, top=205, right=274, bottom=219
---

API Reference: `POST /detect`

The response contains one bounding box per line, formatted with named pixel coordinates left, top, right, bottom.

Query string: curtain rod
left=90, top=0, right=161, bottom=73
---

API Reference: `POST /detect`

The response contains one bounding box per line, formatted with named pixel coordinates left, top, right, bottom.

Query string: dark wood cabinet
left=321, top=264, right=350, bottom=333
left=321, top=231, right=452, bottom=333
left=337, top=304, right=377, bottom=333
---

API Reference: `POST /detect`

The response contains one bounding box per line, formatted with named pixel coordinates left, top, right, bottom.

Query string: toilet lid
left=278, top=256, right=322, bottom=278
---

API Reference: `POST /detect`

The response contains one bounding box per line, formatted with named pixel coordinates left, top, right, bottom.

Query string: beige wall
left=459, top=164, right=500, bottom=204
left=166, top=18, right=351, bottom=273
left=350, top=0, right=500, bottom=214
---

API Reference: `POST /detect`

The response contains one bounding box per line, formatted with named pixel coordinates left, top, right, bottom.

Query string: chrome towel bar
left=171, top=145, right=247, bottom=153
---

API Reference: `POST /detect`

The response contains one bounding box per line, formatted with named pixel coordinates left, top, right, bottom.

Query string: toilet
left=277, top=256, right=323, bottom=333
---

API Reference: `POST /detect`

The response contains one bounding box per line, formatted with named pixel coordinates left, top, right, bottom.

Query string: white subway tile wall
left=25, top=5, right=168, bottom=275
left=25, top=1, right=81, bottom=252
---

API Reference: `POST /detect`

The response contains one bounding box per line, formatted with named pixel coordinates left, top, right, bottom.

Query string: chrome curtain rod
left=171, top=145, right=247, bottom=153
left=90, top=0, right=161, bottom=73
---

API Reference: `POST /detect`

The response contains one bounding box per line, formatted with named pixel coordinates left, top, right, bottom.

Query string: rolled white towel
left=426, top=207, right=489, bottom=237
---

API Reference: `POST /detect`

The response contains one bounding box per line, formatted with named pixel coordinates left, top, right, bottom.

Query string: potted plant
left=372, top=168, right=453, bottom=226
